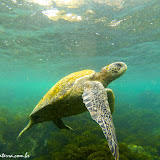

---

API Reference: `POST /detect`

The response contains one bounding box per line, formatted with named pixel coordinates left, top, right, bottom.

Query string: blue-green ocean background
left=0, top=0, right=160, bottom=159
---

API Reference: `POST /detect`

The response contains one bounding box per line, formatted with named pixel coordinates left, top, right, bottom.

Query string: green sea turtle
left=18, top=62, right=127, bottom=160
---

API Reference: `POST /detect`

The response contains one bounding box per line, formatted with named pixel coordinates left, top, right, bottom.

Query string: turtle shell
left=30, top=69, right=94, bottom=116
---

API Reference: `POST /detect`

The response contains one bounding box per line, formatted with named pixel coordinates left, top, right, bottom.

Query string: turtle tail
left=17, top=120, right=33, bottom=139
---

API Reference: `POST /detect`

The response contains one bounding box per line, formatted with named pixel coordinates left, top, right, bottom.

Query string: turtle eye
left=116, top=63, right=122, bottom=67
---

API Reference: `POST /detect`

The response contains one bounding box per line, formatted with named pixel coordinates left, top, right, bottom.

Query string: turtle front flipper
left=82, top=81, right=119, bottom=160
left=105, top=88, right=115, bottom=114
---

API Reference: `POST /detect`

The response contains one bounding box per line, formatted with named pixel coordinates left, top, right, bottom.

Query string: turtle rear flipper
left=82, top=81, right=119, bottom=160
left=17, top=120, right=33, bottom=139
left=52, top=118, right=73, bottom=131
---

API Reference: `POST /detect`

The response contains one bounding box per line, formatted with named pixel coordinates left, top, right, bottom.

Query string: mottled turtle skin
left=18, top=62, right=127, bottom=160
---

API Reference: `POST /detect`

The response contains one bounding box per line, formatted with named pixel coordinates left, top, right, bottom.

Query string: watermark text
left=0, top=152, right=30, bottom=158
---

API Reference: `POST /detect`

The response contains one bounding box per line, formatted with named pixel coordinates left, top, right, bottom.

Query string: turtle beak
left=17, top=120, right=33, bottom=139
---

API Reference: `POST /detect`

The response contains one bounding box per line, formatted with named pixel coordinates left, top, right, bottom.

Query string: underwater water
left=0, top=0, right=160, bottom=159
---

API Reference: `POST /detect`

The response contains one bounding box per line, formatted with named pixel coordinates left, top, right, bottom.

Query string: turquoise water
left=0, top=0, right=160, bottom=159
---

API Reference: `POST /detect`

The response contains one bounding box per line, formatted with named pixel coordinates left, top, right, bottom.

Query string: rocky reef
left=0, top=103, right=160, bottom=160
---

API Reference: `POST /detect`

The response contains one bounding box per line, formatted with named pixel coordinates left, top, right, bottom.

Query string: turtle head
left=100, top=62, right=127, bottom=85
